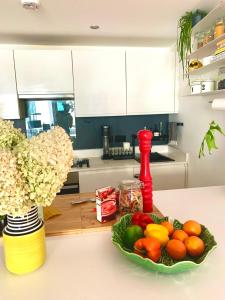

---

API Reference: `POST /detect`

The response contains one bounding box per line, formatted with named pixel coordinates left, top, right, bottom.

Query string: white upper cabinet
left=0, top=50, right=20, bottom=119
left=72, top=48, right=126, bottom=117
left=126, top=47, right=176, bottom=115
left=14, top=50, right=73, bottom=94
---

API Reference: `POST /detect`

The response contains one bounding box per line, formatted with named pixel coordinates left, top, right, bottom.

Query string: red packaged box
left=96, top=186, right=119, bottom=223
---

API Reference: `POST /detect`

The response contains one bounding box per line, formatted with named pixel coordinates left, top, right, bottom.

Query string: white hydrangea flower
left=0, top=120, right=73, bottom=217
left=0, top=118, right=25, bottom=150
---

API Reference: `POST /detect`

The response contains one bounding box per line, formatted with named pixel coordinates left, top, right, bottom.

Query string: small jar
left=118, top=180, right=143, bottom=214
left=192, top=33, right=199, bottom=51
left=218, top=67, right=225, bottom=90
left=191, top=80, right=202, bottom=94
left=214, top=18, right=224, bottom=38
left=197, top=32, right=204, bottom=49
left=204, top=28, right=214, bottom=45
left=201, top=80, right=216, bottom=93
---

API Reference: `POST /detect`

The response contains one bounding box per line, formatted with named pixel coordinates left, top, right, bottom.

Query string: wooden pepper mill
left=138, top=128, right=153, bottom=213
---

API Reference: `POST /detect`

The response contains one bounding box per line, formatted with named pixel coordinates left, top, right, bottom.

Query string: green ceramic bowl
left=112, top=214, right=217, bottom=274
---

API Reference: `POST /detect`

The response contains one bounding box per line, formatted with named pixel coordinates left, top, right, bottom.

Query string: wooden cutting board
left=45, top=193, right=163, bottom=237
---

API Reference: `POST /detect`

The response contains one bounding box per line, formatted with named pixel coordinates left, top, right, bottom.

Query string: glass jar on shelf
left=118, top=180, right=143, bottom=214
left=217, top=66, right=225, bottom=90
left=197, top=32, right=204, bottom=49
left=192, top=33, right=199, bottom=52
left=205, top=27, right=214, bottom=44
left=214, top=17, right=225, bottom=38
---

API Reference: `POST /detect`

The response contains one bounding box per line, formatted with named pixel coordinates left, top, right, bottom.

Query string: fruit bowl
left=112, top=214, right=217, bottom=274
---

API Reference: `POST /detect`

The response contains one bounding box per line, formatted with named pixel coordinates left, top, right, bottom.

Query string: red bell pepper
left=131, top=212, right=154, bottom=230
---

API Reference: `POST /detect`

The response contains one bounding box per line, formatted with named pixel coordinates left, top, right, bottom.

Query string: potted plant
left=199, top=121, right=225, bottom=158
left=177, top=10, right=207, bottom=78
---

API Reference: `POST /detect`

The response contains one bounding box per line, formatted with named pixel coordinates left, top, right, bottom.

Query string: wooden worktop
left=45, top=193, right=163, bottom=237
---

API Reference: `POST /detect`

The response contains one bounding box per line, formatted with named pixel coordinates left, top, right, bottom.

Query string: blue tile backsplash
left=75, top=114, right=169, bottom=149
left=11, top=114, right=169, bottom=150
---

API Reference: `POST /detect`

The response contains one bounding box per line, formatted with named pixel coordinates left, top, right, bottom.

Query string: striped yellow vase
left=2, top=206, right=46, bottom=275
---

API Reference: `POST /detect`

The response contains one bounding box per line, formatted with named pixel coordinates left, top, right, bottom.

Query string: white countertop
left=71, top=146, right=188, bottom=172
left=0, top=186, right=224, bottom=300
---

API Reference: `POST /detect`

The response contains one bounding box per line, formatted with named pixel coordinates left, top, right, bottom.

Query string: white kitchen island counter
left=0, top=186, right=224, bottom=300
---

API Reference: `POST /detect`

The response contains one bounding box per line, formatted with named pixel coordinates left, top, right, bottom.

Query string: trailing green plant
left=199, top=121, right=225, bottom=158
left=177, top=11, right=193, bottom=78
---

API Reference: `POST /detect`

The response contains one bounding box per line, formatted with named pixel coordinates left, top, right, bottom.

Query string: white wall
left=170, top=92, right=225, bottom=188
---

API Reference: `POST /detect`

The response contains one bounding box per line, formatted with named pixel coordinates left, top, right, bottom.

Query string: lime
left=123, top=225, right=144, bottom=250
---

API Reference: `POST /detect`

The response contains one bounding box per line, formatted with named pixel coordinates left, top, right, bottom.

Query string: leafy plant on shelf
left=177, top=10, right=207, bottom=78
left=177, top=11, right=193, bottom=78
left=199, top=121, right=225, bottom=158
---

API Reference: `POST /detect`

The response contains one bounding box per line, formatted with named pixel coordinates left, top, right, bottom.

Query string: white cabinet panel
left=79, top=168, right=133, bottom=193
left=14, top=50, right=73, bottom=94
left=133, top=164, right=186, bottom=191
left=73, top=49, right=126, bottom=117
left=0, top=50, right=20, bottom=119
left=126, top=48, right=175, bottom=115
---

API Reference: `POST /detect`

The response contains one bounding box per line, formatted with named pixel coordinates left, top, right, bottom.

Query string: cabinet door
left=14, top=50, right=73, bottom=94
left=126, top=47, right=175, bottom=115
left=133, top=164, right=186, bottom=191
left=73, top=49, right=126, bottom=117
left=151, top=164, right=186, bottom=190
left=79, top=168, right=133, bottom=193
left=0, top=50, right=20, bottom=119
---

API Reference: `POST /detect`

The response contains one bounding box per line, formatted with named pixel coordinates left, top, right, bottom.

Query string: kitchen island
left=0, top=186, right=224, bottom=300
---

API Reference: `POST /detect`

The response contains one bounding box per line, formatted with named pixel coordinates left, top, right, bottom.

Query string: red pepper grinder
left=138, top=128, right=153, bottom=213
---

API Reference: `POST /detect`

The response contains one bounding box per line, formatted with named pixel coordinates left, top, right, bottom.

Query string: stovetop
left=102, top=152, right=174, bottom=162
left=135, top=152, right=175, bottom=163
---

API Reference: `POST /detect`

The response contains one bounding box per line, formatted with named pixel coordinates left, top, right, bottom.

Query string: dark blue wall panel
left=75, top=114, right=169, bottom=149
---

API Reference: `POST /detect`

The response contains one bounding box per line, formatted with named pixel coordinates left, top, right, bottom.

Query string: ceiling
left=0, top=0, right=219, bottom=45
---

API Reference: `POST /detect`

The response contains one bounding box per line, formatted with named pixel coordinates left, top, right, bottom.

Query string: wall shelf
left=188, top=33, right=225, bottom=60
left=192, top=1, right=225, bottom=35
left=188, top=1, right=225, bottom=60
left=189, top=56, right=225, bottom=75
left=182, top=89, right=225, bottom=97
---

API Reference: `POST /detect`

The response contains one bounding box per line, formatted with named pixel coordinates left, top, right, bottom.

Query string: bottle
left=159, top=122, right=163, bottom=137
left=153, top=124, right=160, bottom=137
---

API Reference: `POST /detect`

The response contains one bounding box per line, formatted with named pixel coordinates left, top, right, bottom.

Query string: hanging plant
left=177, top=11, right=193, bottom=78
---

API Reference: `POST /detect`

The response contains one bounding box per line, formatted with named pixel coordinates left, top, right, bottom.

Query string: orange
left=183, top=220, right=202, bottom=236
left=160, top=221, right=174, bottom=236
left=185, top=236, right=205, bottom=257
left=172, top=229, right=188, bottom=242
left=166, top=239, right=186, bottom=260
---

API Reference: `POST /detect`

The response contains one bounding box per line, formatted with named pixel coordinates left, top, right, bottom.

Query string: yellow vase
left=2, top=207, right=46, bottom=275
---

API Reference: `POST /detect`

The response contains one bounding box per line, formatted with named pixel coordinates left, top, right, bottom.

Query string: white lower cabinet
left=79, top=168, right=134, bottom=193
left=134, top=164, right=187, bottom=191
left=79, top=164, right=187, bottom=193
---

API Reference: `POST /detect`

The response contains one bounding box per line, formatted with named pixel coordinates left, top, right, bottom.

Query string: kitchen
left=0, top=0, right=225, bottom=299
